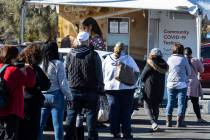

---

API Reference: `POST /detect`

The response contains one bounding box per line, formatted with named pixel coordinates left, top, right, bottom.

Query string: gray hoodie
left=167, top=54, right=191, bottom=89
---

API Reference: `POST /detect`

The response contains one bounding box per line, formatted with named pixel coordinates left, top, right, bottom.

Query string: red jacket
left=0, top=64, right=36, bottom=118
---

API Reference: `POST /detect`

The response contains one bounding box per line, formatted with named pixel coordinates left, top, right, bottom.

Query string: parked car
left=200, top=43, right=210, bottom=88
left=58, top=48, right=112, bottom=63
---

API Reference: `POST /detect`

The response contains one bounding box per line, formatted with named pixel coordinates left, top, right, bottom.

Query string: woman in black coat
left=17, top=44, right=51, bottom=140
left=141, top=48, right=168, bottom=131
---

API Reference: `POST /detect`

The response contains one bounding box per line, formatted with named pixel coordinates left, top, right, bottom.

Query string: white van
left=58, top=48, right=112, bottom=64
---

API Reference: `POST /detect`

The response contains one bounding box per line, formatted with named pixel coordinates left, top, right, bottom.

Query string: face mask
left=120, top=50, right=126, bottom=56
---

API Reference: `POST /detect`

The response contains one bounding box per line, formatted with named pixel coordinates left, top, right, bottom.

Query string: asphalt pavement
left=44, top=108, right=210, bottom=140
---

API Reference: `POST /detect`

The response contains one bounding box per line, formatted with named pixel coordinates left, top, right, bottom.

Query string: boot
left=166, top=115, right=172, bottom=127
left=76, top=126, right=84, bottom=140
left=176, top=116, right=186, bottom=128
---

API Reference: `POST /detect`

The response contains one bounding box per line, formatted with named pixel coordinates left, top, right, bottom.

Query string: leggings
left=185, top=96, right=201, bottom=119
left=144, top=100, right=159, bottom=124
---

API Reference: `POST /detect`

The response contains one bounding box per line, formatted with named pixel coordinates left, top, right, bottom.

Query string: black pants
left=106, top=90, right=134, bottom=136
left=0, top=115, right=19, bottom=140
left=144, top=100, right=159, bottom=124
left=18, top=99, right=41, bottom=140
left=185, top=96, right=201, bottom=119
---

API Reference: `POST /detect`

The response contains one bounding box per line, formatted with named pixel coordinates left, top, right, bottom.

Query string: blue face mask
left=120, top=50, right=126, bottom=56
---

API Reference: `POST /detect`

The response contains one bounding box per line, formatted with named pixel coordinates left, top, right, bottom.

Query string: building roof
left=26, top=0, right=196, bottom=12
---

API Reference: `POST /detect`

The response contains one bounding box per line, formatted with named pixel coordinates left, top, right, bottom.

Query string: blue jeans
left=39, top=90, right=64, bottom=140
left=106, top=89, right=134, bottom=136
left=166, top=88, right=187, bottom=116
left=65, top=89, right=99, bottom=140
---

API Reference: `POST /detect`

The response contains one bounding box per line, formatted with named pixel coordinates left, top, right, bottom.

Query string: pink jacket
left=187, top=58, right=204, bottom=97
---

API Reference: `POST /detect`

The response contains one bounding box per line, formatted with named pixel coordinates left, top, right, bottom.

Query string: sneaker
left=152, top=122, right=159, bottom=131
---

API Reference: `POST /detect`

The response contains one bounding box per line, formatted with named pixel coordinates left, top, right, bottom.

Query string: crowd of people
left=0, top=17, right=207, bottom=140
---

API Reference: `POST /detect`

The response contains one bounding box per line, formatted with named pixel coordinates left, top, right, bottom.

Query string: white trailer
left=24, top=0, right=201, bottom=59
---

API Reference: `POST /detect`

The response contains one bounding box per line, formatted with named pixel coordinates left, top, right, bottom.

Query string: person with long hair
left=17, top=44, right=51, bottom=140
left=166, top=44, right=191, bottom=128
left=0, top=46, right=36, bottom=140
left=83, top=17, right=106, bottom=51
left=141, top=48, right=168, bottom=131
left=39, top=42, right=71, bottom=140
left=82, top=17, right=107, bottom=131
left=184, top=47, right=206, bottom=123
left=103, top=42, right=139, bottom=138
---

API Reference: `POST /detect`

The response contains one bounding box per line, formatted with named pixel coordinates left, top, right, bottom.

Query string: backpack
left=0, top=64, right=9, bottom=109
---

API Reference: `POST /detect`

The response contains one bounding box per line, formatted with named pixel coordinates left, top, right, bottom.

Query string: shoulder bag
left=111, top=55, right=138, bottom=85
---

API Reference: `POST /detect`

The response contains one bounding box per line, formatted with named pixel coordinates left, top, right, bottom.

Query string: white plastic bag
left=98, top=95, right=110, bottom=122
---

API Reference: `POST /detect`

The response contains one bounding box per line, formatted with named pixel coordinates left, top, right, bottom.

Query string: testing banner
left=159, top=11, right=197, bottom=60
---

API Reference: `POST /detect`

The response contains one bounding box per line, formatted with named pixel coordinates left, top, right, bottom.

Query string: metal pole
left=196, top=14, right=202, bottom=59
left=20, top=0, right=26, bottom=44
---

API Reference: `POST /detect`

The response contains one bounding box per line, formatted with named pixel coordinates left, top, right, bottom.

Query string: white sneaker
left=152, top=122, right=159, bottom=131
left=132, top=111, right=137, bottom=116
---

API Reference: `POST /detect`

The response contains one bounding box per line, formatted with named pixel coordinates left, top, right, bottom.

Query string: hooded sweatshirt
left=102, top=53, right=140, bottom=90
left=167, top=54, right=191, bottom=89
left=66, top=45, right=104, bottom=92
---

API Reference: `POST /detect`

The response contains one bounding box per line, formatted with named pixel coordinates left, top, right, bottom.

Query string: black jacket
left=66, top=45, right=104, bottom=92
left=23, top=65, right=51, bottom=120
left=141, top=57, right=168, bottom=105
left=24, top=65, right=51, bottom=104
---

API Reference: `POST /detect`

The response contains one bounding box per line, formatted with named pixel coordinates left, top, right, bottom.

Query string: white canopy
left=26, top=0, right=196, bottom=11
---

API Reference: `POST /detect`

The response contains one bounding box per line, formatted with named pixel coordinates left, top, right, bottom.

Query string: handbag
left=114, top=56, right=138, bottom=85
left=98, top=95, right=110, bottom=122
left=133, top=77, right=145, bottom=108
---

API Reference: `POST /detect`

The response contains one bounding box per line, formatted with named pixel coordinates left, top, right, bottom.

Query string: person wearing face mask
left=102, top=42, right=139, bottom=138
left=82, top=17, right=106, bottom=51
left=141, top=48, right=168, bottom=131
left=83, top=17, right=108, bottom=130
left=65, top=31, right=104, bottom=140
